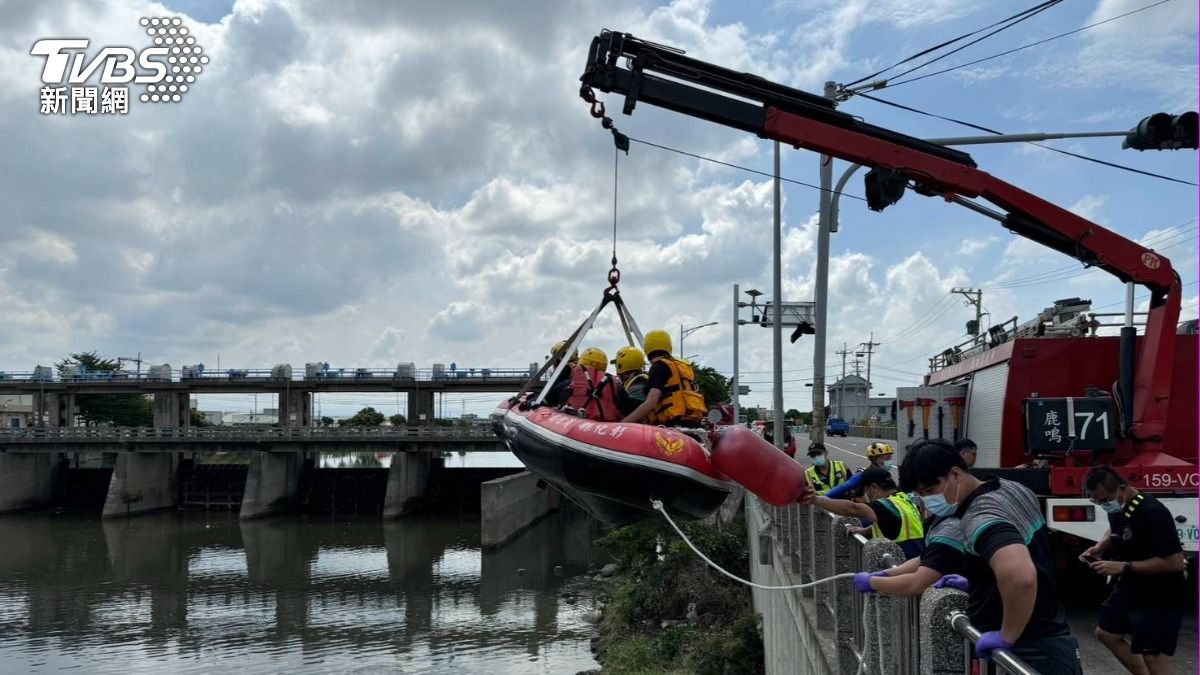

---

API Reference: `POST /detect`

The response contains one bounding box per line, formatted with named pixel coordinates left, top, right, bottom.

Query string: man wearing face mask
left=803, top=443, right=849, bottom=495
left=804, top=467, right=925, bottom=559
left=1083, top=467, right=1185, bottom=675
left=899, top=441, right=1082, bottom=674
left=826, top=441, right=895, bottom=500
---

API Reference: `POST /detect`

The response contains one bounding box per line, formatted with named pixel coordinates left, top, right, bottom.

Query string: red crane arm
left=581, top=30, right=1181, bottom=454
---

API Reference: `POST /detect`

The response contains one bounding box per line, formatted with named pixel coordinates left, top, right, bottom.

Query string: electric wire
left=883, top=0, right=1176, bottom=90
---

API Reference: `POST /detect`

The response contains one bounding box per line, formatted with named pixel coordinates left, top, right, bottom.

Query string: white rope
left=650, top=498, right=890, bottom=675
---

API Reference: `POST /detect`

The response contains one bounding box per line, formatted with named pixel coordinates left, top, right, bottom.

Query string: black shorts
left=1098, top=587, right=1182, bottom=656
left=1010, top=635, right=1083, bottom=675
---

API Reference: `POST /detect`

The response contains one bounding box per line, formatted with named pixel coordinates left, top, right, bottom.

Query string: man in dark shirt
left=1083, top=467, right=1186, bottom=675
left=857, top=513, right=968, bottom=595
left=900, top=440, right=1083, bottom=674
left=806, top=468, right=925, bottom=560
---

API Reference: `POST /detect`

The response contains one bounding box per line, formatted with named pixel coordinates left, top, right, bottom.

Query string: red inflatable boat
left=493, top=400, right=809, bottom=526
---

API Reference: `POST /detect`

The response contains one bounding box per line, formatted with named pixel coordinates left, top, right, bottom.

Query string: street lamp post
left=680, top=321, right=718, bottom=359
left=733, top=287, right=764, bottom=424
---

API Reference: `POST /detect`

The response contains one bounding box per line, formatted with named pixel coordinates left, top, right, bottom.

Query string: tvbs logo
left=31, top=17, right=206, bottom=114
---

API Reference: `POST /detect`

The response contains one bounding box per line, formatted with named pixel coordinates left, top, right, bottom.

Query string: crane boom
left=580, top=30, right=1181, bottom=457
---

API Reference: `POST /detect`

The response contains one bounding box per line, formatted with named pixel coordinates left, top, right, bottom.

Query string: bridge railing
left=0, top=366, right=540, bottom=384
left=0, top=424, right=498, bottom=443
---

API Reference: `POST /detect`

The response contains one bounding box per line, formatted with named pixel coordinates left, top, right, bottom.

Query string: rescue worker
left=544, top=340, right=579, bottom=406
left=805, top=468, right=925, bottom=559
left=804, top=443, right=849, bottom=495
left=900, top=439, right=1083, bottom=673
left=1084, top=466, right=1186, bottom=675
left=612, top=346, right=649, bottom=416
left=825, top=441, right=894, bottom=499
left=620, top=330, right=707, bottom=426
left=564, top=347, right=622, bottom=421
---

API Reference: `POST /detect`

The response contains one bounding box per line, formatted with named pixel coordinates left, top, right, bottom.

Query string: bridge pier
left=277, top=391, right=312, bottom=427
left=240, top=451, right=307, bottom=520
left=103, top=453, right=180, bottom=518
left=35, top=393, right=75, bottom=428
left=153, top=393, right=191, bottom=428
left=407, top=390, right=435, bottom=425
left=0, top=453, right=61, bottom=513
left=383, top=452, right=431, bottom=518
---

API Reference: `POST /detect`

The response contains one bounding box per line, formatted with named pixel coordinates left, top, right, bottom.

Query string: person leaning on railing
left=802, top=467, right=925, bottom=560
left=852, top=511, right=969, bottom=596
left=900, top=439, right=1083, bottom=675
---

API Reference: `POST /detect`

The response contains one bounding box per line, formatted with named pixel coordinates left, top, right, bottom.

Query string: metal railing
left=949, top=611, right=1040, bottom=675
left=0, top=366, right=539, bottom=384
left=0, top=424, right=498, bottom=443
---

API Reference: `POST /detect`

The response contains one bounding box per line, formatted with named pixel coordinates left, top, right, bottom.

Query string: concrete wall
left=240, top=451, right=304, bottom=520
left=103, top=453, right=179, bottom=518
left=479, top=470, right=560, bottom=548
left=382, top=452, right=431, bottom=518
left=0, top=453, right=60, bottom=512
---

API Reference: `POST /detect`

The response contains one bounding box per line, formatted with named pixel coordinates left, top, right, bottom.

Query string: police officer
left=1083, top=466, right=1186, bottom=675
left=805, top=467, right=925, bottom=560
left=804, top=443, right=849, bottom=495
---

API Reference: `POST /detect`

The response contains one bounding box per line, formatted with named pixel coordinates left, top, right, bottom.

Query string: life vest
left=870, top=492, right=925, bottom=544
left=804, top=460, right=849, bottom=495
left=623, top=372, right=649, bottom=401
left=647, top=357, right=707, bottom=425
left=565, top=366, right=622, bottom=421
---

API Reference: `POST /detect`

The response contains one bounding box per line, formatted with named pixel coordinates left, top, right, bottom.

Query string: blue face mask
left=811, top=455, right=828, bottom=468
left=925, top=474, right=961, bottom=517
left=882, top=462, right=895, bottom=472
left=1099, top=500, right=1122, bottom=514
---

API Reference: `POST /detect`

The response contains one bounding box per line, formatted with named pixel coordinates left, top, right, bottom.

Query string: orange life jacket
left=565, top=366, right=623, bottom=421
left=647, top=357, right=707, bottom=425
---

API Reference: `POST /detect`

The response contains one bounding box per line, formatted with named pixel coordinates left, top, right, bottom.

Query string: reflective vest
left=805, top=460, right=849, bottom=495
left=565, top=366, right=622, bottom=422
left=647, top=357, right=707, bottom=425
left=869, top=492, right=924, bottom=544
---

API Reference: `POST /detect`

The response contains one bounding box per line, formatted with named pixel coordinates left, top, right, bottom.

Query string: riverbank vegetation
left=591, top=515, right=764, bottom=675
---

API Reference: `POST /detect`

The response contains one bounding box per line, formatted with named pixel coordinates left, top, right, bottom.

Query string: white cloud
left=957, top=235, right=999, bottom=257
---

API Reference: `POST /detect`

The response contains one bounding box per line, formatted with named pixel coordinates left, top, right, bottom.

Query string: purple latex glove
left=852, top=570, right=889, bottom=593
left=934, top=574, right=969, bottom=591
left=975, top=631, right=1012, bottom=660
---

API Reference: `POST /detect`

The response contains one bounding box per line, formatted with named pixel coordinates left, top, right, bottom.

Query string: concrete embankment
left=480, top=470, right=560, bottom=548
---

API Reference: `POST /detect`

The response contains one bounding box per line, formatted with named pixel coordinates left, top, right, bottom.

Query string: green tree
left=389, top=413, right=407, bottom=426
left=56, top=352, right=153, bottom=427
left=692, top=365, right=729, bottom=405
left=785, top=408, right=802, bottom=422
left=340, top=406, right=385, bottom=426
left=320, top=416, right=335, bottom=427
left=189, top=408, right=212, bottom=427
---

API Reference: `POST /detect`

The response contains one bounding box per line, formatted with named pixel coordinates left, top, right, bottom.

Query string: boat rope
left=651, top=498, right=888, bottom=675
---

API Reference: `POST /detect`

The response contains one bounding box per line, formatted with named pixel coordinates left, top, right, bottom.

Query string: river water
left=0, top=507, right=606, bottom=674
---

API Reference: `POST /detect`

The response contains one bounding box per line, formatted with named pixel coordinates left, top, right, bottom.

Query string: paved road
left=799, top=433, right=1199, bottom=675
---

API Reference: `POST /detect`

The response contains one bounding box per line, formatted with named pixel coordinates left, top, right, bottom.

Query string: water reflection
left=0, top=508, right=604, bottom=674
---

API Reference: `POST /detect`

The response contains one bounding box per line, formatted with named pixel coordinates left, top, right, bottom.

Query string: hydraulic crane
left=579, top=30, right=1183, bottom=465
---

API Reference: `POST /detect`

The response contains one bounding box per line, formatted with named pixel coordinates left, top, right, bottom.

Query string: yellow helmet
left=579, top=347, right=608, bottom=371
left=551, top=340, right=579, bottom=363
left=642, top=329, right=673, bottom=356
left=867, top=441, right=894, bottom=458
left=612, top=346, right=646, bottom=373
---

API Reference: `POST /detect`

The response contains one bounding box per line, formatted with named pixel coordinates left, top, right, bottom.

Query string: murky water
left=0, top=508, right=606, bottom=674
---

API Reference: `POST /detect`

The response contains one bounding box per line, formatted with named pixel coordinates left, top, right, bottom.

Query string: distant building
left=0, top=395, right=34, bottom=429
left=828, top=375, right=871, bottom=423
left=199, top=410, right=224, bottom=426
left=223, top=412, right=279, bottom=425
left=866, top=397, right=896, bottom=423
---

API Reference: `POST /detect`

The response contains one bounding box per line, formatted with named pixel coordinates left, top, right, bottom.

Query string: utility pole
left=951, top=288, right=984, bottom=345
left=732, top=284, right=740, bottom=423
left=771, top=141, right=784, bottom=450
left=857, top=332, right=879, bottom=392
left=835, top=342, right=849, bottom=419
left=811, top=80, right=837, bottom=443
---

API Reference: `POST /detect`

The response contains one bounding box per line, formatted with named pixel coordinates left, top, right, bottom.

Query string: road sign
left=757, top=301, right=816, bottom=327
left=737, top=385, right=751, bottom=395
left=1024, top=397, right=1116, bottom=452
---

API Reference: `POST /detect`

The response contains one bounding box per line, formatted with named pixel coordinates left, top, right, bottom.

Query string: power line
left=627, top=137, right=868, bottom=201
left=843, top=0, right=1062, bottom=88
left=853, top=92, right=1199, bottom=187
left=884, top=0, right=1176, bottom=90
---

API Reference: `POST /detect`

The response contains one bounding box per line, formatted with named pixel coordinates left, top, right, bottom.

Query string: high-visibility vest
left=565, top=366, right=622, bottom=422
left=870, top=491, right=924, bottom=544
left=805, top=460, right=849, bottom=495
left=647, top=358, right=707, bottom=425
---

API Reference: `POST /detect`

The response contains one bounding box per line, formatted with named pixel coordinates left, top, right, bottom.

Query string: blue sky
left=1, top=0, right=1196, bottom=418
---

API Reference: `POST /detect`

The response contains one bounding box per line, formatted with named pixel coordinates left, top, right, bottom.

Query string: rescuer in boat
left=619, top=330, right=707, bottom=427
left=544, top=340, right=579, bottom=406
left=611, top=346, right=649, bottom=416
left=804, top=467, right=925, bottom=560
left=562, top=347, right=623, bottom=421
left=804, top=443, right=849, bottom=495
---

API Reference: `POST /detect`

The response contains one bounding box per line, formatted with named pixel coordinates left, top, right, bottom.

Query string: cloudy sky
left=1, top=0, right=1197, bottom=418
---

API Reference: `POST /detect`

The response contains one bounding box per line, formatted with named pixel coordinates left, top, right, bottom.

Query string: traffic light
left=864, top=168, right=907, bottom=212
left=1122, top=112, right=1198, bottom=150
